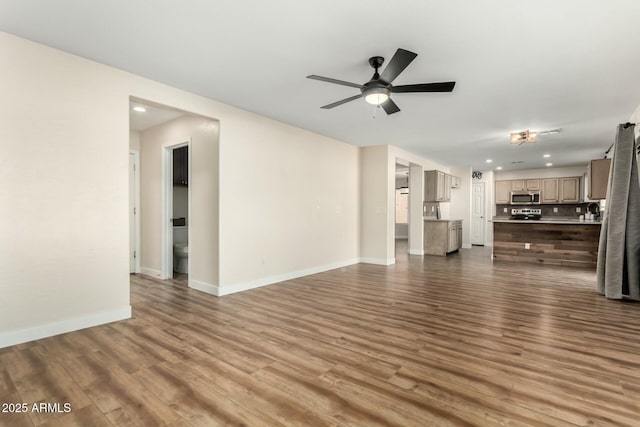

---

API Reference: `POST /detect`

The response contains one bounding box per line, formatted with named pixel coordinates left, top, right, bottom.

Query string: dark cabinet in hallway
left=173, top=146, right=188, bottom=186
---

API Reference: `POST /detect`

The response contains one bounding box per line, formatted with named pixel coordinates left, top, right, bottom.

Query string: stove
left=511, top=208, right=542, bottom=220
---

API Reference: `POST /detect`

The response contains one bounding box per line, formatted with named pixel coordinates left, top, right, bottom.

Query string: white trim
left=360, top=257, right=396, bottom=266
left=484, top=242, right=493, bottom=247
left=0, top=306, right=131, bottom=349
left=141, top=267, right=163, bottom=278
left=217, top=258, right=361, bottom=296
left=162, top=140, right=190, bottom=280
left=462, top=243, right=472, bottom=249
left=189, top=279, right=218, bottom=296
left=129, top=150, right=141, bottom=274
left=408, top=249, right=424, bottom=255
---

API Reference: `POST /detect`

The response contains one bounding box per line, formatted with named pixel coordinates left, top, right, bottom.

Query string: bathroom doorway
left=163, top=142, right=191, bottom=281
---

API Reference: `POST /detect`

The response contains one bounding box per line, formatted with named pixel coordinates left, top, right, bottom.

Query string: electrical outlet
left=525, top=243, right=531, bottom=249
left=576, top=207, right=581, bottom=212
left=553, top=207, right=558, bottom=213
left=503, top=207, right=508, bottom=213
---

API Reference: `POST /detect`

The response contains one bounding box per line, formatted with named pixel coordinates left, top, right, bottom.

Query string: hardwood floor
left=2, top=242, right=640, bottom=426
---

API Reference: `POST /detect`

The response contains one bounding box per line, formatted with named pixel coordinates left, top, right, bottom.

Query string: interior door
left=471, top=182, right=485, bottom=245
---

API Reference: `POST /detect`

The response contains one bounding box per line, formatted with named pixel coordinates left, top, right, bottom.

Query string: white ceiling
left=129, top=101, right=184, bottom=131
left=2, top=0, right=640, bottom=171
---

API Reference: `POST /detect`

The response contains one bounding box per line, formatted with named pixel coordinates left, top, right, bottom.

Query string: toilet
left=173, top=226, right=189, bottom=274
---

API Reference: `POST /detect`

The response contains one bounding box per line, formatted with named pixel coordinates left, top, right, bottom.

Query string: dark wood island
left=492, top=218, right=602, bottom=268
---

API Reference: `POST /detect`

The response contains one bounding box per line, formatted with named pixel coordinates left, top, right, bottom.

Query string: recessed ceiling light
left=133, top=106, right=146, bottom=112
left=496, top=166, right=503, bottom=170
left=486, top=159, right=493, bottom=163
left=543, top=154, right=551, bottom=158
left=546, top=163, right=553, bottom=167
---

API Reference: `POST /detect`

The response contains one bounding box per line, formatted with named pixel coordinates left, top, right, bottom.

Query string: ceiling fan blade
left=381, top=98, right=400, bottom=115
left=321, top=94, right=363, bottom=109
left=307, top=75, right=363, bottom=89
left=391, top=82, right=456, bottom=93
left=379, top=48, right=417, bottom=84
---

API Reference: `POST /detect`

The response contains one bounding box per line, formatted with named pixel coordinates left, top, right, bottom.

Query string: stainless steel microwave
left=510, top=191, right=540, bottom=205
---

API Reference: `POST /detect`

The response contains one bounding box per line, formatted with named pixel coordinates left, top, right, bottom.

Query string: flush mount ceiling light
left=496, top=166, right=503, bottom=170
left=546, top=163, right=553, bottom=167
left=133, top=106, right=146, bottom=112
left=486, top=159, right=493, bottom=163
left=543, top=153, right=551, bottom=158
left=510, top=130, right=537, bottom=145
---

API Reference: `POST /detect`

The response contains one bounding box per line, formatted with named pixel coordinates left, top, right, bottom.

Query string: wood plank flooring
left=2, top=243, right=640, bottom=426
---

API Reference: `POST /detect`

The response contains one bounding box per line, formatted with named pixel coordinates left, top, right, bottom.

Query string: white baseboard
left=408, top=249, right=424, bottom=255
left=0, top=306, right=131, bottom=349
left=359, top=257, right=396, bottom=265
left=141, top=267, right=162, bottom=278
left=217, top=258, right=361, bottom=296
left=189, top=279, right=219, bottom=297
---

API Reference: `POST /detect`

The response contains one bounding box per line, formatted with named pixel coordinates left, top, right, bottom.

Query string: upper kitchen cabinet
left=425, top=170, right=451, bottom=202
left=587, top=159, right=611, bottom=200
left=173, top=146, right=189, bottom=186
left=526, top=179, right=540, bottom=191
left=541, top=176, right=581, bottom=203
left=495, top=180, right=511, bottom=204
left=541, top=178, right=559, bottom=203
left=511, top=180, right=525, bottom=191
left=450, top=175, right=461, bottom=189
left=512, top=179, right=540, bottom=191
left=559, top=177, right=580, bottom=203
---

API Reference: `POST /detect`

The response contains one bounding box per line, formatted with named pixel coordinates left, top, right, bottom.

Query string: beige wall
left=496, top=165, right=587, bottom=180
left=0, top=31, right=361, bottom=345
left=0, top=32, right=131, bottom=344
left=139, top=116, right=219, bottom=288
left=129, top=130, right=140, bottom=151
left=218, top=120, right=360, bottom=293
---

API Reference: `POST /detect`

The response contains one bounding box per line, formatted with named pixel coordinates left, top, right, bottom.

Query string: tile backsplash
left=496, top=203, right=591, bottom=217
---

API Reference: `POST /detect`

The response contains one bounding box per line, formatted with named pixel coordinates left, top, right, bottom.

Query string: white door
left=129, top=153, right=136, bottom=273
left=471, top=182, right=486, bottom=245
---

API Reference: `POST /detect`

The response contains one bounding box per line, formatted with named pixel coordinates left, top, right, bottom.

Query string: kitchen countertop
left=492, top=217, right=602, bottom=225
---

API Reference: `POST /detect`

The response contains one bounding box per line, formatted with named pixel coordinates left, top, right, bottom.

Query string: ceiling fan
left=307, top=48, right=456, bottom=115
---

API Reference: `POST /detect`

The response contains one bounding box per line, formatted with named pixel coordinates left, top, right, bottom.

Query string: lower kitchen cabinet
left=424, top=219, right=463, bottom=256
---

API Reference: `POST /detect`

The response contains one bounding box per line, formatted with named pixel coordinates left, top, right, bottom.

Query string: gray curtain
left=597, top=123, right=640, bottom=300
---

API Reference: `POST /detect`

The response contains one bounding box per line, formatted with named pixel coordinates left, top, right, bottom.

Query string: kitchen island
left=492, top=218, right=602, bottom=268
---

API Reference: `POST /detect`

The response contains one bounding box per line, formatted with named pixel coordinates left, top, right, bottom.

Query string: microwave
left=510, top=191, right=540, bottom=205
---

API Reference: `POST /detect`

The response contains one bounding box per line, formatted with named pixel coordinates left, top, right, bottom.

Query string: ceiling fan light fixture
left=510, top=130, right=537, bottom=145
left=364, top=87, right=390, bottom=105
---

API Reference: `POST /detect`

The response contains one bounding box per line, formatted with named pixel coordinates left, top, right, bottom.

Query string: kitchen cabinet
left=560, top=177, right=580, bottom=203
left=526, top=179, right=540, bottom=190
left=173, top=146, right=189, bottom=186
left=587, top=159, right=611, bottom=200
left=424, top=219, right=462, bottom=256
left=541, top=178, right=559, bottom=203
left=425, top=170, right=451, bottom=202
left=511, top=180, right=525, bottom=191
left=495, top=181, right=511, bottom=204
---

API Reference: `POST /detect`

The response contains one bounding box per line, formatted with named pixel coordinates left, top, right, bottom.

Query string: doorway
left=163, top=142, right=191, bottom=280
left=471, top=181, right=486, bottom=245
left=129, top=150, right=140, bottom=273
